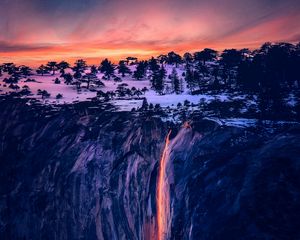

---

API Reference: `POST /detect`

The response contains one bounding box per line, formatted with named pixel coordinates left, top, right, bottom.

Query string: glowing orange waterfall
left=157, top=130, right=172, bottom=240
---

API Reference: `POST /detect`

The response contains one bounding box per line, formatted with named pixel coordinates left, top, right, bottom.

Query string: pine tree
left=183, top=52, right=193, bottom=64
left=36, top=65, right=50, bottom=76
left=73, top=59, right=87, bottom=73
left=63, top=73, right=73, bottom=85
left=82, top=73, right=99, bottom=89
left=194, top=48, right=217, bottom=64
left=133, top=61, right=147, bottom=80
left=90, top=65, right=98, bottom=75
left=151, top=66, right=166, bottom=94
left=185, top=67, right=197, bottom=91
left=117, top=61, right=131, bottom=77
left=73, top=71, right=82, bottom=90
left=19, top=65, right=32, bottom=77
left=57, top=61, right=70, bottom=76
left=99, top=59, right=115, bottom=79
left=167, top=51, right=182, bottom=67
left=141, top=98, right=149, bottom=110
left=47, top=61, right=58, bottom=75
left=148, top=57, right=159, bottom=72
left=170, top=68, right=182, bottom=94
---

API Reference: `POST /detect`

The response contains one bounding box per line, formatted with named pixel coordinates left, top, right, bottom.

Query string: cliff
left=0, top=98, right=300, bottom=240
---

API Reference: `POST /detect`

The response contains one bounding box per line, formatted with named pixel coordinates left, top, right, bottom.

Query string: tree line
left=1, top=41, right=300, bottom=119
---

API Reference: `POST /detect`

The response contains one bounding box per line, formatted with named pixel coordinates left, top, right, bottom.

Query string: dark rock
left=0, top=99, right=299, bottom=240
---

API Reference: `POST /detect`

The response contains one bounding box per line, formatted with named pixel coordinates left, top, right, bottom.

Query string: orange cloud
left=0, top=0, right=299, bottom=66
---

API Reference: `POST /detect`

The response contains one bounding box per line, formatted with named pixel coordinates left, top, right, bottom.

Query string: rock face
left=0, top=99, right=300, bottom=240
left=168, top=122, right=300, bottom=240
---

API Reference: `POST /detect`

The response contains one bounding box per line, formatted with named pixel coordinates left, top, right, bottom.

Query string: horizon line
left=0, top=40, right=299, bottom=67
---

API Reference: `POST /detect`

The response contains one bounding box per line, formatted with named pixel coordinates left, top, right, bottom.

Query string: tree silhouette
left=117, top=61, right=131, bottom=77
left=141, top=98, right=149, bottom=110
left=148, top=57, right=160, bottom=72
left=183, top=52, right=193, bottom=64
left=99, top=59, right=115, bottom=79
left=63, top=73, right=73, bottom=85
left=151, top=65, right=166, bottom=94
left=82, top=73, right=101, bottom=89
left=19, top=65, right=33, bottom=77
left=56, top=93, right=63, bottom=99
left=36, top=65, right=50, bottom=76
left=196, top=62, right=209, bottom=77
left=134, top=89, right=143, bottom=98
left=220, top=49, right=243, bottom=68
left=219, top=49, right=244, bottom=86
left=57, top=61, right=70, bottom=75
left=167, top=51, right=182, bottom=67
left=2, top=63, right=17, bottom=74
left=37, top=89, right=51, bottom=99
left=185, top=67, right=198, bottom=91
left=90, top=65, right=98, bottom=75
left=133, top=61, right=147, bottom=80
left=73, top=71, right=82, bottom=90
left=194, top=48, right=217, bottom=64
left=54, top=78, right=61, bottom=84
left=73, top=59, right=87, bottom=73
left=47, top=61, right=58, bottom=75
left=3, top=76, right=19, bottom=84
left=157, top=54, right=168, bottom=66
left=170, top=68, right=182, bottom=94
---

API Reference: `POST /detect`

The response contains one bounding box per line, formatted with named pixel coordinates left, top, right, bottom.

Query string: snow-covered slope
left=0, top=64, right=254, bottom=110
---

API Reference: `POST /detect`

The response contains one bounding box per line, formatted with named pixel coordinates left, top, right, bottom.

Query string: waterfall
left=156, top=130, right=172, bottom=240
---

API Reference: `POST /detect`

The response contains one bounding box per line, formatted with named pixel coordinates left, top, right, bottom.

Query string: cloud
left=0, top=0, right=299, bottom=65
left=0, top=41, right=56, bottom=53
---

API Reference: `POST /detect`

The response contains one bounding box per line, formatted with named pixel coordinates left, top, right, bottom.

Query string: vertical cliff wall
left=1, top=100, right=300, bottom=240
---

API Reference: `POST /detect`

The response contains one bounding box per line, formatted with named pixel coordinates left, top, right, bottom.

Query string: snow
left=0, top=63, right=288, bottom=116
left=205, top=117, right=300, bottom=128
left=0, top=67, right=154, bottom=105
left=111, top=99, right=143, bottom=111
left=1, top=63, right=299, bottom=131
left=0, top=64, right=237, bottom=110
left=210, top=118, right=258, bottom=128
left=145, top=92, right=212, bottom=107
left=0, top=72, right=96, bottom=104
left=101, top=78, right=149, bottom=92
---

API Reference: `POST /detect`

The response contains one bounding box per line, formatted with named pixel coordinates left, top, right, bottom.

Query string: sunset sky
left=0, top=0, right=299, bottom=66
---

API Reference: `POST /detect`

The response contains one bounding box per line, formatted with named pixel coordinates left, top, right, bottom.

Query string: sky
left=0, top=0, right=299, bottom=66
